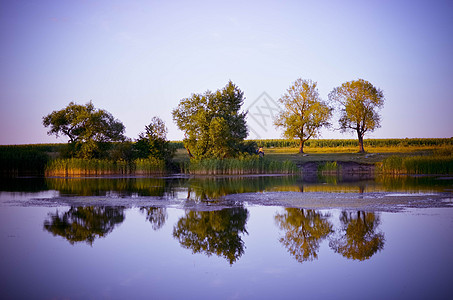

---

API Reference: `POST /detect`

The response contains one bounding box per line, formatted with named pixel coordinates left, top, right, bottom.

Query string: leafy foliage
left=275, top=79, right=332, bottom=153
left=173, top=207, right=249, bottom=265
left=329, top=79, right=384, bottom=152
left=134, top=116, right=175, bottom=164
left=172, top=81, right=248, bottom=159
left=329, top=211, right=385, bottom=260
left=43, top=206, right=125, bottom=245
left=275, top=208, right=333, bottom=262
left=42, top=101, right=125, bottom=158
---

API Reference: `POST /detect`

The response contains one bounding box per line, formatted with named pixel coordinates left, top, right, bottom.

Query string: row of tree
left=43, top=78, right=384, bottom=160
left=275, top=78, right=385, bottom=153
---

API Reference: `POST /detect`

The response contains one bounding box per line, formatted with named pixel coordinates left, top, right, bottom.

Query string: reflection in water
left=173, top=208, right=249, bottom=265
left=329, top=211, right=385, bottom=261
left=43, top=206, right=125, bottom=245
left=140, top=207, right=167, bottom=230
left=184, top=176, right=298, bottom=201
left=1, top=175, right=450, bottom=203
left=45, top=177, right=172, bottom=197
left=275, top=208, right=333, bottom=262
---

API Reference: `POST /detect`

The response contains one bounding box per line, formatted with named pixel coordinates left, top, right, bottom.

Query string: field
left=1, top=138, right=452, bottom=176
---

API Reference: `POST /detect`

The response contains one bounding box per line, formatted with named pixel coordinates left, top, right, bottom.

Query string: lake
left=1, top=175, right=452, bottom=299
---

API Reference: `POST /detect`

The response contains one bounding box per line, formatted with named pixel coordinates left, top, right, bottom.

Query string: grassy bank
left=3, top=139, right=453, bottom=176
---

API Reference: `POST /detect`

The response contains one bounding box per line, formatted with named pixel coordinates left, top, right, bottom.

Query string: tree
left=140, top=207, right=168, bottom=230
left=172, top=81, right=248, bottom=159
left=328, top=79, right=384, bottom=153
left=43, top=206, right=125, bottom=245
left=134, top=116, right=174, bottom=163
left=172, top=207, right=249, bottom=265
left=275, top=208, right=333, bottom=263
left=43, top=101, right=125, bottom=158
left=329, top=211, right=385, bottom=261
left=274, top=79, right=332, bottom=153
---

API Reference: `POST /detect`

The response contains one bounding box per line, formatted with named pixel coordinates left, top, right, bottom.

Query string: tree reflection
left=140, top=207, right=167, bottom=230
left=275, top=208, right=333, bottom=262
left=173, top=207, right=249, bottom=265
left=43, top=206, right=125, bottom=245
left=329, top=211, right=385, bottom=261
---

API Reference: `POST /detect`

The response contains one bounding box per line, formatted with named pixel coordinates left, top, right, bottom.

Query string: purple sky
left=1, top=0, right=452, bottom=144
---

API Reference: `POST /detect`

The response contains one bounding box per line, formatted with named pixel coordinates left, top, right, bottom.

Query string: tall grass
left=134, top=158, right=166, bottom=175
left=45, top=158, right=132, bottom=176
left=379, top=154, right=453, bottom=174
left=182, top=156, right=299, bottom=175
left=317, top=161, right=341, bottom=174
left=46, top=158, right=167, bottom=176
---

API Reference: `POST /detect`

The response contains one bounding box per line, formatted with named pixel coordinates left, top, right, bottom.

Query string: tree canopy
left=274, top=79, right=332, bottom=153
left=329, top=211, right=385, bottom=261
left=275, top=208, right=333, bottom=263
left=172, top=207, right=249, bottom=265
left=172, top=81, right=248, bottom=159
left=43, top=206, right=125, bottom=245
left=328, top=79, right=384, bottom=152
left=134, top=116, right=174, bottom=163
left=43, top=101, right=125, bottom=158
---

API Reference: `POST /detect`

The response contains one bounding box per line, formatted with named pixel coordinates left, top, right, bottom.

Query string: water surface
left=1, top=175, right=452, bottom=299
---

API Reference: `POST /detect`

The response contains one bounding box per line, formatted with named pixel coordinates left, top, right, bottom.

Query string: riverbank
left=1, top=139, right=452, bottom=176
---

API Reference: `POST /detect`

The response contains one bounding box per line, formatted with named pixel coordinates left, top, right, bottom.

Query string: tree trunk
left=186, top=147, right=193, bottom=158
left=357, top=132, right=365, bottom=153
left=299, top=139, right=304, bottom=153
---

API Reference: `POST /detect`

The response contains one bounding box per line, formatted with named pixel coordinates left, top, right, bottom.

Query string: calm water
left=1, top=176, right=452, bottom=299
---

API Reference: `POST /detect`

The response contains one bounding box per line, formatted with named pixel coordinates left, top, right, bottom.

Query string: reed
left=45, top=157, right=167, bottom=176
left=317, top=161, right=341, bottom=174
left=45, top=158, right=133, bottom=176
left=379, top=155, right=453, bottom=174
left=183, top=156, right=299, bottom=175
left=134, top=158, right=166, bottom=175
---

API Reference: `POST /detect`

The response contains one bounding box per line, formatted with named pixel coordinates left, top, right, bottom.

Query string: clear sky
left=1, top=0, right=452, bottom=144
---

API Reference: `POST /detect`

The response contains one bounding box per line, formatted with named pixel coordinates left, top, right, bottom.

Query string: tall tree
left=43, top=206, right=125, bottom=245
left=274, top=79, right=332, bottom=153
left=43, top=101, right=125, bottom=158
left=329, top=211, right=385, bottom=261
left=173, top=207, right=249, bottom=265
left=275, top=208, right=333, bottom=262
left=172, top=81, right=248, bottom=159
left=328, top=79, right=384, bottom=153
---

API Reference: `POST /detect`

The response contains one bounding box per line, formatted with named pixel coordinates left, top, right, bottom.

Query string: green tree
left=140, top=207, right=167, bottom=230
left=43, top=101, right=125, bottom=158
left=275, top=208, right=333, bottom=262
left=173, top=207, right=249, bottom=265
left=43, top=206, right=125, bottom=245
left=329, top=211, right=385, bottom=261
left=134, top=116, right=174, bottom=163
left=274, top=79, right=332, bottom=153
left=172, top=81, right=248, bottom=159
left=328, top=79, right=385, bottom=153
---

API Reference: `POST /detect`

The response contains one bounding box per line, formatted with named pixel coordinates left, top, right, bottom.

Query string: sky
left=1, top=0, right=452, bottom=144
